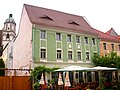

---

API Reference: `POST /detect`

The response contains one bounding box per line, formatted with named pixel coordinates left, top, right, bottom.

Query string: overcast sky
left=0, top=0, right=120, bottom=34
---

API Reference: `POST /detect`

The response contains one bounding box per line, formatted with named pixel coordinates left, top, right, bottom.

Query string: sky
left=0, top=0, right=120, bottom=35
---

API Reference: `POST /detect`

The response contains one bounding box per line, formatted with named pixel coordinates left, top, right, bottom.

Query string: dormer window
left=68, top=20, right=79, bottom=26
left=40, top=15, right=53, bottom=21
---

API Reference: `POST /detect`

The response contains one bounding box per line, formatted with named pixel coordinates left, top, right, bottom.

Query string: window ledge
left=57, top=59, right=63, bottom=62
left=77, top=60, right=83, bottom=63
left=68, top=60, right=74, bottom=63
left=40, top=59, right=47, bottom=62
left=86, top=60, right=91, bottom=63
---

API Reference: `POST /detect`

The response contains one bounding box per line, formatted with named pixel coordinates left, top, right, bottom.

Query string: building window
left=57, top=50, right=61, bottom=59
left=84, top=37, right=88, bottom=44
left=40, top=49, right=46, bottom=59
left=92, top=38, right=96, bottom=45
left=68, top=51, right=72, bottom=60
left=93, top=53, right=97, bottom=56
left=6, top=33, right=10, bottom=40
left=103, top=43, right=106, bottom=50
left=77, top=52, right=81, bottom=60
left=56, top=33, right=61, bottom=41
left=118, top=45, right=120, bottom=51
left=76, top=36, right=80, bottom=43
left=111, top=44, right=114, bottom=51
left=6, top=33, right=10, bottom=38
left=40, top=30, right=46, bottom=39
left=67, top=35, right=72, bottom=42
left=86, top=52, right=89, bottom=60
left=7, top=23, right=10, bottom=30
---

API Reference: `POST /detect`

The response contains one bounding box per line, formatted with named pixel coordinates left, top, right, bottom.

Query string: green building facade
left=32, top=26, right=99, bottom=68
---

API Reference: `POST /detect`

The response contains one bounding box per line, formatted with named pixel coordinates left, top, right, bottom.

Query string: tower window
left=6, top=33, right=10, bottom=38
left=7, top=23, right=10, bottom=30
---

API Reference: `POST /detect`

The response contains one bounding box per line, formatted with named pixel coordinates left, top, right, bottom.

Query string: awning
left=54, top=65, right=91, bottom=71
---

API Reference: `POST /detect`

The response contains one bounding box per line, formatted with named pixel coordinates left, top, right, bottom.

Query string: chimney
left=9, top=14, right=12, bottom=18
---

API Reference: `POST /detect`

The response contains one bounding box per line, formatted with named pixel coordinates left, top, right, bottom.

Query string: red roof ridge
left=106, top=29, right=112, bottom=35
left=93, top=28, right=120, bottom=42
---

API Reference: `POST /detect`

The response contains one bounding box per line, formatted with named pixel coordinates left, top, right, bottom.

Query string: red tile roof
left=117, top=35, right=120, bottom=39
left=105, top=28, right=118, bottom=36
left=24, top=4, right=98, bottom=36
left=94, top=29, right=120, bottom=43
left=106, top=29, right=112, bottom=35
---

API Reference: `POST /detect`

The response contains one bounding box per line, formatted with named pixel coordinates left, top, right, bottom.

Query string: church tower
left=1, top=14, right=16, bottom=69
left=2, top=14, right=16, bottom=45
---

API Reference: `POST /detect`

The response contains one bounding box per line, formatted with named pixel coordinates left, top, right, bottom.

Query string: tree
left=92, top=52, right=120, bottom=69
left=30, top=65, right=59, bottom=89
left=0, top=58, right=5, bottom=76
left=30, top=65, right=59, bottom=80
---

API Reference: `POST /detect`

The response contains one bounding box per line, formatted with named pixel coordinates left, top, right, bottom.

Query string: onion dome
left=4, top=14, right=16, bottom=24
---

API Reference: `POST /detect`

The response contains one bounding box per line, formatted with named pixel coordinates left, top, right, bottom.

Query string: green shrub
left=0, top=58, right=5, bottom=76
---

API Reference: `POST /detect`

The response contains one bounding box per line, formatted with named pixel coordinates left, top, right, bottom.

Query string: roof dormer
left=68, top=20, right=80, bottom=26
left=40, top=15, right=53, bottom=21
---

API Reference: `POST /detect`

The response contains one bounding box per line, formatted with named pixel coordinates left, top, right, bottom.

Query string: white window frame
left=84, top=37, right=88, bottom=44
left=68, top=51, right=72, bottom=60
left=86, top=52, right=89, bottom=60
left=56, top=33, right=61, bottom=41
left=57, top=50, right=62, bottom=59
left=76, top=36, right=80, bottom=43
left=67, top=35, right=72, bottom=42
left=77, top=52, right=81, bottom=60
left=40, top=30, right=46, bottom=39
left=92, top=38, right=96, bottom=45
left=40, top=49, right=46, bottom=59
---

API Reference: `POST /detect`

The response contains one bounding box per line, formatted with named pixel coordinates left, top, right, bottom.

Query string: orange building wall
left=100, top=41, right=120, bottom=56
